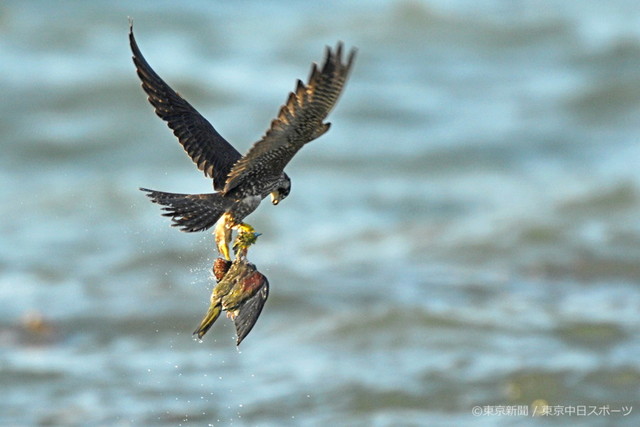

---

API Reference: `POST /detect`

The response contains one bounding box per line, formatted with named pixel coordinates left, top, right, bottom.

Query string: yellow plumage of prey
left=194, top=230, right=268, bottom=345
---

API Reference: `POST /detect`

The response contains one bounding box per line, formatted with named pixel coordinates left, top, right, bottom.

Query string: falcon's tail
left=141, top=188, right=231, bottom=232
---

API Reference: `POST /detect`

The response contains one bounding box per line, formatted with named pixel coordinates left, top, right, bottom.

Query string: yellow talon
left=236, top=223, right=256, bottom=234
left=214, top=218, right=260, bottom=260
left=214, top=214, right=233, bottom=260
left=219, top=241, right=231, bottom=261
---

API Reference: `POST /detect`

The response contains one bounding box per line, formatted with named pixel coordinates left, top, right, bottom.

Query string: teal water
left=2, top=1, right=640, bottom=425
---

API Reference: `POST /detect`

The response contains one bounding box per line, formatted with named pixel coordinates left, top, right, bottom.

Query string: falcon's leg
left=214, top=214, right=233, bottom=261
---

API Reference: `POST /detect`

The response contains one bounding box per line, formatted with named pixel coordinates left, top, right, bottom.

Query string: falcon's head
left=270, top=173, right=291, bottom=205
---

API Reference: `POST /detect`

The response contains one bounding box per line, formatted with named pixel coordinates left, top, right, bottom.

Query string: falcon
left=130, top=25, right=356, bottom=259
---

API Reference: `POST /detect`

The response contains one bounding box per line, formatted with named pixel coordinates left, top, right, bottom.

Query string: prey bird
left=194, top=230, right=269, bottom=346
left=130, top=25, right=356, bottom=259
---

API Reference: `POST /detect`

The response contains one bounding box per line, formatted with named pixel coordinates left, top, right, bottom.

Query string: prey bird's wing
left=223, top=43, right=356, bottom=194
left=129, top=25, right=241, bottom=191
left=234, top=277, right=269, bottom=346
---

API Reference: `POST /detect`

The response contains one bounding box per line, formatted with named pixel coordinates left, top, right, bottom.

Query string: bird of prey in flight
left=130, top=25, right=356, bottom=259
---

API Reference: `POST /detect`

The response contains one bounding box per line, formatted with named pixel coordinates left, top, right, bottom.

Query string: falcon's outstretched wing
left=223, top=43, right=356, bottom=194
left=129, top=25, right=241, bottom=190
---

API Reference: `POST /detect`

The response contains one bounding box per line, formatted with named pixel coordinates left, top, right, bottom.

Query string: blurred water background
left=2, top=0, right=640, bottom=425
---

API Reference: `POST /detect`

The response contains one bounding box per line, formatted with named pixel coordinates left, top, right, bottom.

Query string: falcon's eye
left=279, top=186, right=290, bottom=199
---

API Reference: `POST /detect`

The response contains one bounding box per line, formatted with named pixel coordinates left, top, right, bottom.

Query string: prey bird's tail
left=193, top=301, right=222, bottom=339
left=141, top=188, right=230, bottom=232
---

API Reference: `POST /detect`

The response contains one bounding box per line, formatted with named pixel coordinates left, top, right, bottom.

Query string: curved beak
left=270, top=191, right=281, bottom=205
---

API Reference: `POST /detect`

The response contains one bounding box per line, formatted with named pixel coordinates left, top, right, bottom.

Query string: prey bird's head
left=270, top=173, right=291, bottom=206
left=233, top=229, right=262, bottom=259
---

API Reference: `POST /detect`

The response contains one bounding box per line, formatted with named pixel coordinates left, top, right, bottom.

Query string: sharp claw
left=237, top=223, right=256, bottom=234
left=219, top=242, right=231, bottom=261
left=214, top=219, right=233, bottom=260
